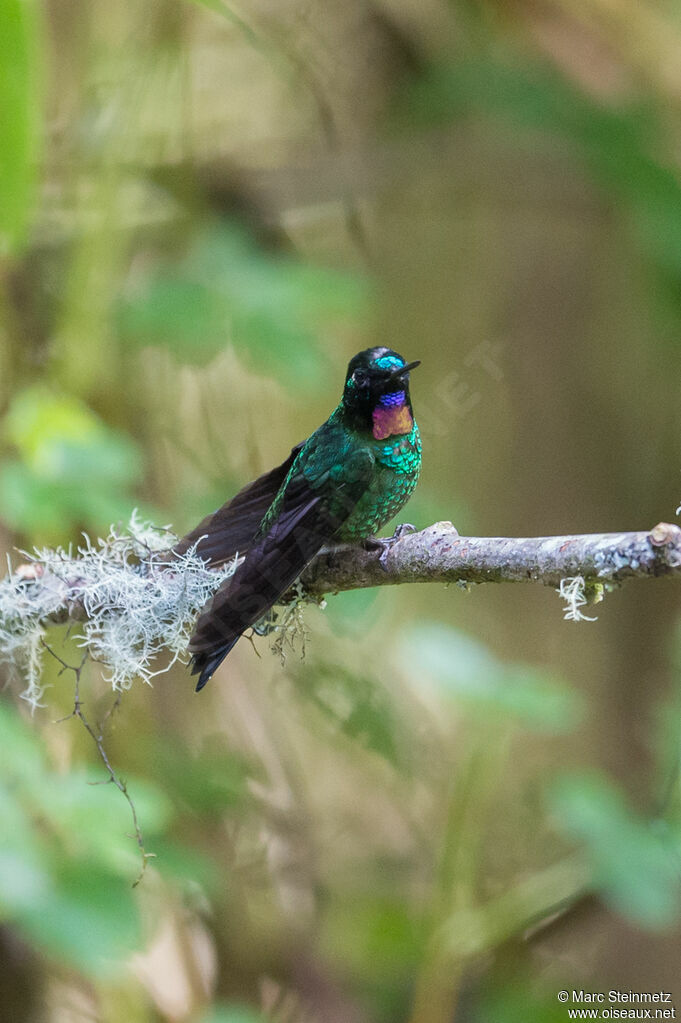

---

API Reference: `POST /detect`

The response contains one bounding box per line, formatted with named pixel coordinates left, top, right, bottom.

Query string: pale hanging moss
left=0, top=512, right=235, bottom=709
left=557, top=576, right=598, bottom=623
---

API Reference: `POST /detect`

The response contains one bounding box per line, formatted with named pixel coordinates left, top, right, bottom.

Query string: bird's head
left=342, top=348, right=420, bottom=430
left=342, top=347, right=420, bottom=438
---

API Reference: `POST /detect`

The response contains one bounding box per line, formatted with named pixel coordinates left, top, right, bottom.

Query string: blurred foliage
left=0, top=0, right=41, bottom=256
left=118, top=222, right=368, bottom=385
left=0, top=386, right=145, bottom=539
left=475, top=978, right=570, bottom=1023
left=294, top=660, right=408, bottom=768
left=202, top=1006, right=267, bottom=1023
left=149, top=732, right=255, bottom=820
left=401, top=622, right=583, bottom=732
left=549, top=770, right=681, bottom=929
left=403, top=59, right=681, bottom=277
left=0, top=699, right=153, bottom=974
left=1, top=0, right=681, bottom=1020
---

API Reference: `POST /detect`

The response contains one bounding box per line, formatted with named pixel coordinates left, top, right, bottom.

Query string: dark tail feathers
left=190, top=638, right=239, bottom=692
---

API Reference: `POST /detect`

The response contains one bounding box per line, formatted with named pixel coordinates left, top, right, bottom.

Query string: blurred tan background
left=2, top=1, right=681, bottom=1021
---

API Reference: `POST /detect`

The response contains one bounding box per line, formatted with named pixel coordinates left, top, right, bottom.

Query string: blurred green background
left=2, top=1, right=681, bottom=1020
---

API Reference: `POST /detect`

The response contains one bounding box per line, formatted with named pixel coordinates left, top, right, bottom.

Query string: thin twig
left=42, top=640, right=154, bottom=886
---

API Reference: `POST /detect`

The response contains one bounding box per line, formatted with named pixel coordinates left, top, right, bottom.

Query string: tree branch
left=3, top=517, right=681, bottom=703
left=300, top=520, right=681, bottom=595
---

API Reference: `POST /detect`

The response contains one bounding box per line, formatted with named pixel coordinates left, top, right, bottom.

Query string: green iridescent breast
left=258, top=411, right=421, bottom=545
left=336, top=422, right=421, bottom=542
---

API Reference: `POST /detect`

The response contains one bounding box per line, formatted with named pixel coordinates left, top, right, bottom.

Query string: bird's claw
left=364, top=523, right=416, bottom=571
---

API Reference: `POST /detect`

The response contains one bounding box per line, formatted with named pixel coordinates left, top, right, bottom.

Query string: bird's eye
left=353, top=369, right=369, bottom=387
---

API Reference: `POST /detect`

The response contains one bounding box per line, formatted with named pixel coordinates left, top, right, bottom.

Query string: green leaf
left=36, top=769, right=172, bottom=875
left=0, top=693, right=47, bottom=779
left=324, top=895, right=423, bottom=977
left=548, top=772, right=681, bottom=929
left=186, top=0, right=231, bottom=13
left=0, top=0, right=42, bottom=255
left=118, top=222, right=368, bottom=384
left=403, top=60, right=681, bottom=275
left=19, top=862, right=141, bottom=975
left=296, top=662, right=406, bottom=767
left=477, top=978, right=575, bottom=1023
left=324, top=586, right=381, bottom=636
left=149, top=734, right=253, bottom=817
left=4, top=386, right=142, bottom=486
left=0, top=848, right=50, bottom=917
left=0, top=386, right=145, bottom=539
left=0, top=460, right=74, bottom=534
left=201, top=1006, right=266, bottom=1023
left=0, top=703, right=144, bottom=973
left=400, top=623, right=582, bottom=732
left=184, top=0, right=250, bottom=25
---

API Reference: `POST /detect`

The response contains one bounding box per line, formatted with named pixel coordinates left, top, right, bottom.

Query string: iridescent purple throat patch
left=379, top=390, right=406, bottom=407
left=372, top=398, right=412, bottom=440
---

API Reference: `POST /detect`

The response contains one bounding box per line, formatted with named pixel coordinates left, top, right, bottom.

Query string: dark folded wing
left=173, top=443, right=303, bottom=567
left=189, top=449, right=373, bottom=690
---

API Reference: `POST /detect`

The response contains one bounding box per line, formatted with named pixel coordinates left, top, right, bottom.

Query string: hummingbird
left=175, top=347, right=421, bottom=690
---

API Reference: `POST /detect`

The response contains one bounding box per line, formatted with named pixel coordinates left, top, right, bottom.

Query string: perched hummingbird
left=176, top=347, right=421, bottom=690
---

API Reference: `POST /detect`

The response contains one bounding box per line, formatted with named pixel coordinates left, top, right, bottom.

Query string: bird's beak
left=389, top=360, right=420, bottom=382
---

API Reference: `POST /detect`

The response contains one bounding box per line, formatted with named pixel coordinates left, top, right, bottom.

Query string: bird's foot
left=364, top=523, right=416, bottom=571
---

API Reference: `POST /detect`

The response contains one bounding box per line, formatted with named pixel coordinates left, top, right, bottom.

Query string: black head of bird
left=342, top=347, right=421, bottom=427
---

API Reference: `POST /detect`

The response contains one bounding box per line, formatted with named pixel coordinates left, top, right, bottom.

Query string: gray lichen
left=0, top=512, right=234, bottom=708
left=557, top=576, right=598, bottom=623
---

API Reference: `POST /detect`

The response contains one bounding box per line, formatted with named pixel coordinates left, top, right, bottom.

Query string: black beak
left=389, top=360, right=420, bottom=382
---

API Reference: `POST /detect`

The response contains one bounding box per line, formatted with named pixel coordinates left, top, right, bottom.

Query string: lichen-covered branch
left=2, top=516, right=680, bottom=705
left=0, top=515, right=236, bottom=706
left=300, top=521, right=681, bottom=595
